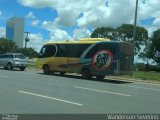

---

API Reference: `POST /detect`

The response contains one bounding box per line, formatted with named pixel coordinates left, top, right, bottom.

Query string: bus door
left=37, top=44, right=65, bottom=71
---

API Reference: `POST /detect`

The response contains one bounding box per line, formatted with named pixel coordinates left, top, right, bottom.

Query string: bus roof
left=45, top=38, right=110, bottom=45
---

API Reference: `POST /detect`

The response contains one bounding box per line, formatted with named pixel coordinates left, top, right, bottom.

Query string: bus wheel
left=60, top=72, right=65, bottom=75
left=96, top=75, right=105, bottom=80
left=43, top=65, right=50, bottom=75
left=81, top=69, right=91, bottom=80
left=20, top=67, right=26, bottom=71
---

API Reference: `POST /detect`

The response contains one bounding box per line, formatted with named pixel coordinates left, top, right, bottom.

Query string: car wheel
left=96, top=75, right=105, bottom=80
left=20, top=67, right=26, bottom=71
left=7, top=63, right=13, bottom=70
left=81, top=69, right=92, bottom=80
left=43, top=65, right=50, bottom=75
left=4, top=67, right=7, bottom=70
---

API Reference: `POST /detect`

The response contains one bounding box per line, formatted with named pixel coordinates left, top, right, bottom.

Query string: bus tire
left=81, top=69, right=92, bottom=80
left=96, top=75, right=105, bottom=80
left=60, top=72, right=65, bottom=75
left=20, top=67, right=26, bottom=71
left=43, top=65, right=50, bottom=75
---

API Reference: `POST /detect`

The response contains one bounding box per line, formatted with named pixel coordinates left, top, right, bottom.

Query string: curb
left=106, top=76, right=160, bottom=85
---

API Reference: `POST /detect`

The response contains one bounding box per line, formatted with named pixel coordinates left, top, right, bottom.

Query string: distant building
left=6, top=17, right=24, bottom=48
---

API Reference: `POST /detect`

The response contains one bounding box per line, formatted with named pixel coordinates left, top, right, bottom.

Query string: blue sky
left=140, top=17, right=155, bottom=26
left=0, top=0, right=56, bottom=39
left=0, top=0, right=159, bottom=53
left=0, top=0, right=90, bottom=40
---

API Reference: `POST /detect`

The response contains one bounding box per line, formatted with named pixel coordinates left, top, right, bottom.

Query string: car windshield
left=15, top=55, right=25, bottom=59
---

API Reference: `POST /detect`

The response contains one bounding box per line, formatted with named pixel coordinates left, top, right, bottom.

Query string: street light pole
left=133, top=0, right=139, bottom=51
left=24, top=32, right=30, bottom=48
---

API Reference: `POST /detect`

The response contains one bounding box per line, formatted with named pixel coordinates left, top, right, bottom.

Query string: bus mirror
left=39, top=53, right=42, bottom=58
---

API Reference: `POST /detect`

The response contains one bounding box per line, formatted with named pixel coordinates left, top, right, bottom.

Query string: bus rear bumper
left=114, top=70, right=132, bottom=75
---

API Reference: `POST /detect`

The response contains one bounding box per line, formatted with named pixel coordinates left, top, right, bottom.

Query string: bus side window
left=66, top=44, right=90, bottom=58
left=56, top=44, right=67, bottom=57
left=56, top=44, right=90, bottom=58
left=85, top=45, right=98, bottom=58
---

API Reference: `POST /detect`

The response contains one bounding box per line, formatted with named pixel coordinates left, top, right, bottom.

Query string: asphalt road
left=0, top=68, right=160, bottom=114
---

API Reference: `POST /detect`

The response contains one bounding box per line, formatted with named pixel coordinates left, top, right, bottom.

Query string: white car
left=0, top=53, right=27, bottom=71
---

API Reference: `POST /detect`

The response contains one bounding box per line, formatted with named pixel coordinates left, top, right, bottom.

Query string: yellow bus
left=36, top=38, right=134, bottom=79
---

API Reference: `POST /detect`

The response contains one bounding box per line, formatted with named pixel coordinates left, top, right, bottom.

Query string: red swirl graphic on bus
left=92, top=50, right=113, bottom=70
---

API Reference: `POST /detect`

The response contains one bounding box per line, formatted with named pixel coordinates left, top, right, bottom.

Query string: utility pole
left=24, top=32, right=30, bottom=48
left=133, top=0, right=139, bottom=51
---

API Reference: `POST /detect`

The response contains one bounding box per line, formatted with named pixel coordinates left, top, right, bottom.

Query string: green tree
left=150, top=29, right=160, bottom=64
left=138, top=38, right=153, bottom=64
left=0, top=37, right=18, bottom=53
left=117, top=24, right=148, bottom=54
left=15, top=48, right=38, bottom=58
left=91, top=27, right=116, bottom=40
left=91, top=24, right=148, bottom=55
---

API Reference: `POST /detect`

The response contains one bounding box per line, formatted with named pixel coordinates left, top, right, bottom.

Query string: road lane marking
left=73, top=86, right=131, bottom=97
left=18, top=91, right=83, bottom=106
left=0, top=75, right=8, bottom=78
left=121, top=85, right=160, bottom=92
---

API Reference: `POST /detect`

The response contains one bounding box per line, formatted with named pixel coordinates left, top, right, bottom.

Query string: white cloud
left=25, top=11, right=36, bottom=19
left=55, top=6, right=81, bottom=26
left=151, top=11, right=160, bottom=28
left=0, top=27, right=6, bottom=38
left=139, top=0, right=159, bottom=19
left=77, top=0, right=134, bottom=28
left=18, top=0, right=160, bottom=29
left=42, top=20, right=57, bottom=31
left=31, top=19, right=39, bottom=26
left=0, top=11, right=2, bottom=16
left=17, top=0, right=59, bottom=8
left=26, top=33, right=47, bottom=52
left=18, top=0, right=134, bottom=28
left=146, top=27, right=158, bottom=37
left=19, top=0, right=134, bottom=27
left=49, top=29, right=71, bottom=42
left=42, top=20, right=92, bottom=41
left=42, top=20, right=72, bottom=41
left=73, top=27, right=91, bottom=40
left=25, top=11, right=40, bottom=26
